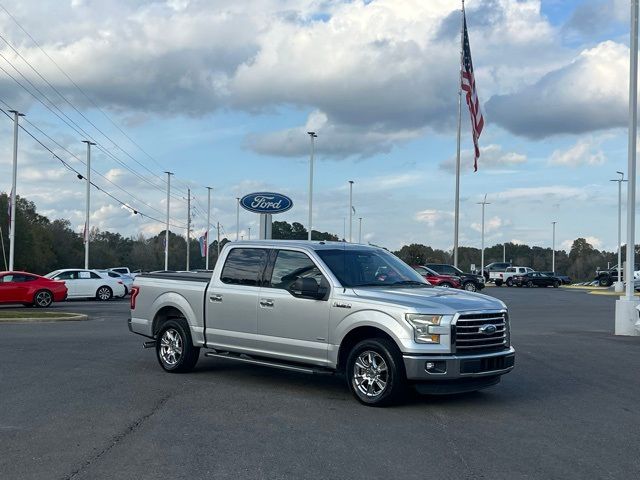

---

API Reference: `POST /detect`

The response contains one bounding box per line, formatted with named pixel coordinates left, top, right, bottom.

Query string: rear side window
left=413, top=266, right=429, bottom=275
left=90, top=272, right=102, bottom=279
left=268, top=250, right=325, bottom=290
left=221, top=248, right=268, bottom=286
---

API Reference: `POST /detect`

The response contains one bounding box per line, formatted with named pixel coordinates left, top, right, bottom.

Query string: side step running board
left=142, top=340, right=156, bottom=349
left=204, top=351, right=334, bottom=375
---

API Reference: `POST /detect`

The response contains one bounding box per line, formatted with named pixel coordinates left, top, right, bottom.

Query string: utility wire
left=0, top=108, right=187, bottom=229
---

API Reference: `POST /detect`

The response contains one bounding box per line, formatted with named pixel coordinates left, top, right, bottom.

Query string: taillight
left=130, top=286, right=139, bottom=310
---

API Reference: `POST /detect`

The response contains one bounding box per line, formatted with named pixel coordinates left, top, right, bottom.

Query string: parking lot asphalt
left=1, top=288, right=639, bottom=480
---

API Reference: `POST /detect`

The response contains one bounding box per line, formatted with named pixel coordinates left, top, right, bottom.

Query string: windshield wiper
left=390, top=280, right=431, bottom=287
left=352, top=282, right=387, bottom=287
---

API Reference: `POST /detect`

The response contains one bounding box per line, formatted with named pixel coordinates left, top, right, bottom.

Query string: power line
left=0, top=108, right=188, bottom=229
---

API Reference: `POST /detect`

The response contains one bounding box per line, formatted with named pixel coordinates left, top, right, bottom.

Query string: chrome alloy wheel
left=35, top=290, right=52, bottom=307
left=160, top=328, right=183, bottom=366
left=353, top=350, right=388, bottom=398
left=97, top=287, right=111, bottom=300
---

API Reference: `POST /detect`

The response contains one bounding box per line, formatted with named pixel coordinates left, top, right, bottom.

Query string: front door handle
left=210, top=294, right=223, bottom=303
left=259, top=299, right=274, bottom=308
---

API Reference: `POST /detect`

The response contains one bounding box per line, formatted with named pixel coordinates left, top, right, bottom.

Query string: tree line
left=0, top=192, right=625, bottom=281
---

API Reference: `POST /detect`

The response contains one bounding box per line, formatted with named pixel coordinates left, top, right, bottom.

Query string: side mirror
left=290, top=277, right=325, bottom=300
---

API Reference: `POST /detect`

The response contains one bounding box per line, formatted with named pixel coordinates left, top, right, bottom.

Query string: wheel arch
left=336, top=326, right=399, bottom=372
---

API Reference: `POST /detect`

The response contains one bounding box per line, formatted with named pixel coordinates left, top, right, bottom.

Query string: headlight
left=405, top=314, right=451, bottom=344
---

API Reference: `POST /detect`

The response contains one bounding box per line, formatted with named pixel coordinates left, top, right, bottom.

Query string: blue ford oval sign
left=240, top=192, right=293, bottom=214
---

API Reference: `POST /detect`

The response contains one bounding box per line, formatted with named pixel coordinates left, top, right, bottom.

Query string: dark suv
left=425, top=263, right=485, bottom=292
left=482, top=262, right=512, bottom=285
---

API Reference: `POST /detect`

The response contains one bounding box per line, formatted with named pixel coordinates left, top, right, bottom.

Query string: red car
left=412, top=265, right=462, bottom=289
left=0, top=271, right=68, bottom=307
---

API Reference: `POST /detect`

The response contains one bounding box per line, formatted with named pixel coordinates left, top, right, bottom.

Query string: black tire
left=346, top=338, right=406, bottom=407
left=517, top=283, right=523, bottom=288
left=495, top=280, right=503, bottom=287
left=96, top=286, right=112, bottom=301
left=156, top=319, right=200, bottom=373
left=526, top=280, right=534, bottom=288
left=506, top=278, right=513, bottom=287
left=123, top=286, right=129, bottom=296
left=463, top=281, right=477, bottom=292
left=33, top=289, right=53, bottom=308
left=439, top=282, right=453, bottom=289
left=598, top=277, right=612, bottom=287
left=553, top=281, right=559, bottom=288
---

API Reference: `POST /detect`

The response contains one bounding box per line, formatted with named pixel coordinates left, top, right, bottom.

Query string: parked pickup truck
left=129, top=241, right=515, bottom=406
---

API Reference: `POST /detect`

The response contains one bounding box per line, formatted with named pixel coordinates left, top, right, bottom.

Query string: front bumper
left=403, top=347, right=515, bottom=381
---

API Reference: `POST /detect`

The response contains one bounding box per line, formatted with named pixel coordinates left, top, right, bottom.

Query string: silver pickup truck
left=129, top=241, right=515, bottom=406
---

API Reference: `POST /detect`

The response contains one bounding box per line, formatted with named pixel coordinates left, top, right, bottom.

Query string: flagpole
left=453, top=1, right=464, bottom=268
left=8, top=110, right=23, bottom=271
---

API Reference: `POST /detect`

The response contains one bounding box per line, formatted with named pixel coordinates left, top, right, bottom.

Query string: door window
left=54, top=271, right=77, bottom=280
left=220, top=248, right=268, bottom=286
left=413, top=266, right=429, bottom=275
left=267, top=251, right=326, bottom=290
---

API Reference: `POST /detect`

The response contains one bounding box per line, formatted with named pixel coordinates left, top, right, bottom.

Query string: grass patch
left=0, top=311, right=78, bottom=319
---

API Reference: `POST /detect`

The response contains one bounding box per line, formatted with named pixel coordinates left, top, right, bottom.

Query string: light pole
left=616, top=0, right=640, bottom=336
left=8, top=110, right=23, bottom=271
left=358, top=217, right=363, bottom=243
left=186, top=188, right=191, bottom=271
left=348, top=180, right=354, bottom=242
left=503, top=243, right=506, bottom=263
left=477, top=194, right=491, bottom=277
left=81, top=140, right=96, bottom=269
left=248, top=226, right=251, bottom=240
left=206, top=186, right=212, bottom=270
left=307, top=132, right=317, bottom=241
left=164, top=172, right=173, bottom=271
left=611, top=172, right=627, bottom=288
left=236, top=197, right=240, bottom=241
left=551, top=221, right=557, bottom=272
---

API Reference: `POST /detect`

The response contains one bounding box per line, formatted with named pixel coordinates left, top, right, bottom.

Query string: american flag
left=461, top=11, right=484, bottom=172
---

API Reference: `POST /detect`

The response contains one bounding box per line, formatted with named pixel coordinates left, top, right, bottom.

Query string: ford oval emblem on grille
left=479, top=324, right=497, bottom=335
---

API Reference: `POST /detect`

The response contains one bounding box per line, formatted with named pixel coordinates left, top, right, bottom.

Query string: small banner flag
left=198, top=231, right=208, bottom=258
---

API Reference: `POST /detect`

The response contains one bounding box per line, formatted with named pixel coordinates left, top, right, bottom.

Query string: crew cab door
left=257, top=249, right=331, bottom=366
left=205, top=247, right=268, bottom=352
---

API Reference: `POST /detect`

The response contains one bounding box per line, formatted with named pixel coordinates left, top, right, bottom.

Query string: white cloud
left=549, top=137, right=606, bottom=167
left=487, top=41, right=628, bottom=138
left=471, top=216, right=509, bottom=234
left=439, top=144, right=526, bottom=173
left=494, top=185, right=591, bottom=202
left=415, top=209, right=453, bottom=226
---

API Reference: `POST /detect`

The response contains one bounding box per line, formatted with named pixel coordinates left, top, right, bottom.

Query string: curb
left=0, top=313, right=89, bottom=323
left=587, top=290, right=640, bottom=297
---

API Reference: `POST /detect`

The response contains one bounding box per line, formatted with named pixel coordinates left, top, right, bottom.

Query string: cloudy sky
left=0, top=0, right=633, bottom=254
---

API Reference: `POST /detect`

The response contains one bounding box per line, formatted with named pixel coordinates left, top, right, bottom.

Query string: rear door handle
left=259, top=299, right=274, bottom=308
left=210, top=294, right=223, bottom=303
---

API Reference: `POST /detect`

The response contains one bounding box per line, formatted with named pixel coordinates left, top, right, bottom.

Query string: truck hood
left=350, top=286, right=505, bottom=314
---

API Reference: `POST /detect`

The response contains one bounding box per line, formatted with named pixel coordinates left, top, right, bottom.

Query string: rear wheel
left=506, top=278, right=513, bottom=287
left=553, top=281, right=559, bottom=288
left=156, top=319, right=200, bottom=373
left=527, top=280, right=534, bottom=288
left=33, top=290, right=53, bottom=308
left=439, top=282, right=453, bottom=288
left=346, top=338, right=406, bottom=407
left=96, top=286, right=112, bottom=301
left=599, top=277, right=612, bottom=287
left=463, top=282, right=477, bottom=292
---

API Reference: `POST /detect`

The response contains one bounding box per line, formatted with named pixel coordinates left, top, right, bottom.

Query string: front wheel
left=439, top=282, right=452, bottom=288
left=346, top=338, right=406, bottom=407
left=96, top=286, right=112, bottom=301
left=527, top=280, right=534, bottom=288
left=463, top=282, right=477, bottom=292
left=33, top=290, right=53, bottom=308
left=156, top=319, right=200, bottom=373
left=598, top=277, right=612, bottom=287
left=553, top=281, right=559, bottom=288
left=506, top=278, right=513, bottom=287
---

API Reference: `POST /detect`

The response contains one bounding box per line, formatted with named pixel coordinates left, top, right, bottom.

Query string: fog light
left=425, top=360, right=447, bottom=374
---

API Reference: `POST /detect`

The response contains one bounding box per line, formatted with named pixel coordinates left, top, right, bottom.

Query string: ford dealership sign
left=240, top=192, right=293, bottom=214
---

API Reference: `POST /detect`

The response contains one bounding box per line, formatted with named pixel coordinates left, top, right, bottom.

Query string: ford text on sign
left=240, top=192, right=293, bottom=214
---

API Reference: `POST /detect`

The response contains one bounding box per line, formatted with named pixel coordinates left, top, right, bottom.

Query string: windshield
left=316, top=248, right=429, bottom=288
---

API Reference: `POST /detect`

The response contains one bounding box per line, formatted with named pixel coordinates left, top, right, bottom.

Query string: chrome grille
left=454, top=312, right=508, bottom=353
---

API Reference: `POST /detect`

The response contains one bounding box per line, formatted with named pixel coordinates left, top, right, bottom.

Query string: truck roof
left=227, top=240, right=383, bottom=251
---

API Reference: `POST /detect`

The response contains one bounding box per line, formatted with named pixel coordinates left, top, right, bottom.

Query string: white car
left=44, top=269, right=126, bottom=301
left=97, top=269, right=134, bottom=295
